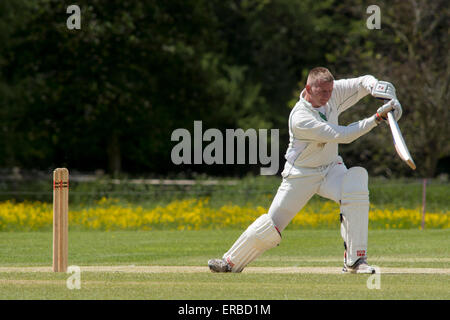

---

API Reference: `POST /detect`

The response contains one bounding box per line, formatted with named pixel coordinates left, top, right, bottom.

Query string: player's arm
left=292, top=100, right=402, bottom=144
left=292, top=111, right=378, bottom=144
left=292, top=99, right=402, bottom=143
left=334, top=75, right=378, bottom=113
left=292, top=99, right=401, bottom=143
left=334, top=75, right=400, bottom=119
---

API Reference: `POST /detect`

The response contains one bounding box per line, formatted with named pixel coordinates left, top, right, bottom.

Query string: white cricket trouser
left=268, top=157, right=349, bottom=231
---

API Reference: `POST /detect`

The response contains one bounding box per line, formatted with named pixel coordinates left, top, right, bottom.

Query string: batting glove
left=371, top=80, right=397, bottom=100
left=375, top=99, right=402, bottom=124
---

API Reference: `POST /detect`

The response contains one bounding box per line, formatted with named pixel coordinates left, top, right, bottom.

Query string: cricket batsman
left=208, top=67, right=402, bottom=274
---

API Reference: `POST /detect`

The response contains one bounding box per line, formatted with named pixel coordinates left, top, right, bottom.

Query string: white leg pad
left=340, top=167, right=370, bottom=266
left=223, top=214, right=281, bottom=273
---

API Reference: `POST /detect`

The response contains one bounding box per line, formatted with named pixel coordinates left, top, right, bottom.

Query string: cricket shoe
left=208, top=258, right=232, bottom=273
left=342, top=257, right=376, bottom=274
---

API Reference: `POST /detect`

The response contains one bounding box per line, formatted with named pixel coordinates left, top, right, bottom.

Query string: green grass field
left=0, top=229, right=448, bottom=299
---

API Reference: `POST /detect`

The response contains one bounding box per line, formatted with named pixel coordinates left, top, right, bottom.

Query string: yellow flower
left=0, top=199, right=448, bottom=231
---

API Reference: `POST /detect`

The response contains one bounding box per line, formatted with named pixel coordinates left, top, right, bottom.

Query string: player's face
left=309, top=81, right=333, bottom=106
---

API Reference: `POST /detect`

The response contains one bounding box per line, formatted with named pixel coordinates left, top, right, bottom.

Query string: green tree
left=2, top=1, right=229, bottom=175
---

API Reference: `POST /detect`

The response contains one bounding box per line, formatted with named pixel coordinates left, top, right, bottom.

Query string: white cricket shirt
left=283, top=75, right=379, bottom=177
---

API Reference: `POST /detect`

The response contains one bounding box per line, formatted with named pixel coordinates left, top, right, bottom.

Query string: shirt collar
left=299, top=89, right=314, bottom=111
left=299, top=89, right=328, bottom=115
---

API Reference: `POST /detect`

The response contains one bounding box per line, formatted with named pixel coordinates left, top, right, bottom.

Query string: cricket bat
left=387, top=111, right=416, bottom=170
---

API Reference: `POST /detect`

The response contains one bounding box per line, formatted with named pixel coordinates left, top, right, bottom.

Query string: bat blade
left=387, top=112, right=416, bottom=170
